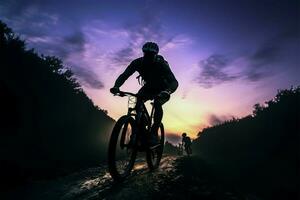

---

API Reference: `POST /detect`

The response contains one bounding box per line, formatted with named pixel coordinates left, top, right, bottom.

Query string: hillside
left=0, top=21, right=115, bottom=187
left=193, top=87, right=300, bottom=199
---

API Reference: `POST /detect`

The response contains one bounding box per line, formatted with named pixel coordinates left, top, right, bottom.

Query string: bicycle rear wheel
left=108, top=116, right=137, bottom=180
left=146, top=123, right=165, bottom=170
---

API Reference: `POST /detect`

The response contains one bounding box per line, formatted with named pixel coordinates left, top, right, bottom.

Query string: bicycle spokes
left=120, top=122, right=129, bottom=149
left=146, top=123, right=164, bottom=170
left=114, top=121, right=135, bottom=175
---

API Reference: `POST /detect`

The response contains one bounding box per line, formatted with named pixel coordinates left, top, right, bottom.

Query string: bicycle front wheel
left=108, top=116, right=137, bottom=181
left=146, top=123, right=165, bottom=170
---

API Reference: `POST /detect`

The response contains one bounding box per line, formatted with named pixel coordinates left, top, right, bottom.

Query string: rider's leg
left=147, top=100, right=162, bottom=146
left=136, top=86, right=151, bottom=120
left=136, top=86, right=155, bottom=134
left=150, top=93, right=170, bottom=144
left=152, top=93, right=170, bottom=133
left=151, top=99, right=163, bottom=135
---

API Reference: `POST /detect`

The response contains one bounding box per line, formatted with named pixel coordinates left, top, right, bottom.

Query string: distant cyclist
left=110, top=42, right=178, bottom=146
left=182, top=133, right=192, bottom=156
left=177, top=143, right=184, bottom=156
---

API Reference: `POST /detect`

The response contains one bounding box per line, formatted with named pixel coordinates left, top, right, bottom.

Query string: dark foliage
left=193, top=86, right=300, bottom=199
left=0, top=21, right=114, bottom=187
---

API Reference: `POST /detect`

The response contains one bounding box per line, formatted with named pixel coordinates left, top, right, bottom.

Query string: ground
left=3, top=155, right=263, bottom=200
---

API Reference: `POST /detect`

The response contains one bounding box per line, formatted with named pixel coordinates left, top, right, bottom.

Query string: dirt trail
left=3, top=156, right=177, bottom=200
left=4, top=155, right=261, bottom=200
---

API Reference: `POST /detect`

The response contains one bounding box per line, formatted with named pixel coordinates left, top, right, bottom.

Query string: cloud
left=27, top=31, right=103, bottom=89
left=24, top=30, right=86, bottom=61
left=61, top=32, right=105, bottom=89
left=195, top=54, right=238, bottom=88
left=111, top=46, right=136, bottom=66
left=196, top=28, right=300, bottom=88
left=244, top=28, right=300, bottom=81
left=110, top=9, right=191, bottom=67
left=0, top=0, right=107, bottom=90
left=1, top=5, right=103, bottom=90
left=72, top=66, right=104, bottom=89
left=63, top=31, right=86, bottom=52
left=0, top=0, right=33, bottom=18
left=110, top=13, right=168, bottom=65
left=207, top=114, right=234, bottom=126
left=0, top=1, right=59, bottom=38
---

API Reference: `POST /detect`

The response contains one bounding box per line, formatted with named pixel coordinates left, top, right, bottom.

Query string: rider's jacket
left=114, top=55, right=178, bottom=93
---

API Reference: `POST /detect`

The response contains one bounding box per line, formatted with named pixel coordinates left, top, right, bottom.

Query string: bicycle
left=108, top=91, right=165, bottom=181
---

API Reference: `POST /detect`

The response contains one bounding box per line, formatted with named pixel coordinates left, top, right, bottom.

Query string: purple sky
left=1, top=0, right=299, bottom=143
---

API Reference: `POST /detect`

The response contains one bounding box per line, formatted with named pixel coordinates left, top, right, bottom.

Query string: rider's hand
left=158, top=90, right=171, bottom=99
left=110, top=87, right=120, bottom=94
left=157, top=90, right=171, bottom=104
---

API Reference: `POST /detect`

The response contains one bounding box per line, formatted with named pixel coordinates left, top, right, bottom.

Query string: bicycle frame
left=122, top=92, right=155, bottom=133
left=135, top=101, right=155, bottom=132
left=117, top=91, right=155, bottom=149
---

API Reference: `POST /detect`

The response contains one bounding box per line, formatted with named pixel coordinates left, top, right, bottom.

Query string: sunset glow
left=1, top=0, right=299, bottom=142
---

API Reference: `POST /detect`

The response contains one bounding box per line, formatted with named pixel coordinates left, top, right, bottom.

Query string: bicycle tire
left=108, top=116, right=137, bottom=181
left=146, top=123, right=165, bottom=170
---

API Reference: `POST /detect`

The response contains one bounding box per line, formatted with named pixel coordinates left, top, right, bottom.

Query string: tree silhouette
left=193, top=86, right=300, bottom=199
left=0, top=21, right=114, bottom=187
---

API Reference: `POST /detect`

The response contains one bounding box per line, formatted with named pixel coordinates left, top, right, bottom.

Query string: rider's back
left=126, top=55, right=177, bottom=90
left=182, top=136, right=192, bottom=146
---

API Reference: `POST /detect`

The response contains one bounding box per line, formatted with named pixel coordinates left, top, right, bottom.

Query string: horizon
left=1, top=0, right=299, bottom=143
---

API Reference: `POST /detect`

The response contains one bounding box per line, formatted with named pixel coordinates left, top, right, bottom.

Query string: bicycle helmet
left=182, top=133, right=187, bottom=137
left=142, top=42, right=159, bottom=54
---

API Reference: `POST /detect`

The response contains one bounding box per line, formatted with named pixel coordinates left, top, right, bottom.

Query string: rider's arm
left=113, top=59, right=138, bottom=88
left=161, top=60, right=178, bottom=93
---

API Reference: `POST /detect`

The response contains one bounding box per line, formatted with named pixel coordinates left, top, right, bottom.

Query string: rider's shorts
left=137, top=85, right=169, bottom=105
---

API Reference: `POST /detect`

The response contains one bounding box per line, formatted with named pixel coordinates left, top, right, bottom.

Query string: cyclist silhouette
left=110, top=42, right=178, bottom=146
left=182, top=133, right=192, bottom=155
